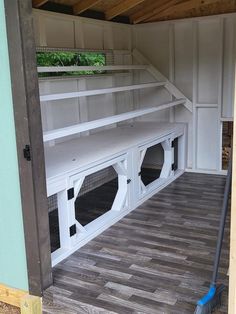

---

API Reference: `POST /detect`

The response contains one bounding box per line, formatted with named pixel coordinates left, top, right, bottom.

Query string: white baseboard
left=186, top=168, right=227, bottom=176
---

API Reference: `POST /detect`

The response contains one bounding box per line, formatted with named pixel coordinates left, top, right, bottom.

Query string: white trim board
left=185, top=168, right=227, bottom=176
left=132, top=49, right=193, bottom=112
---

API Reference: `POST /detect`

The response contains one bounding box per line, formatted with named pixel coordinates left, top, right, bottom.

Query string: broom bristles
left=194, top=284, right=225, bottom=314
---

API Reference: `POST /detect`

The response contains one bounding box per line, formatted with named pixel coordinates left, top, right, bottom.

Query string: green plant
left=37, top=51, right=106, bottom=77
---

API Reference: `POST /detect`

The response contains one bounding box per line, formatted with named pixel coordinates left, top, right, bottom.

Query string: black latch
left=127, top=179, right=131, bottom=184
left=172, top=164, right=178, bottom=171
left=23, top=145, right=31, bottom=161
left=69, top=224, right=76, bottom=237
left=67, top=188, right=74, bottom=200
left=138, top=171, right=141, bottom=176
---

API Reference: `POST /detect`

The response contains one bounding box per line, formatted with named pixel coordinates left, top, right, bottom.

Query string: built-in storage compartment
left=48, top=194, right=60, bottom=253
left=138, top=132, right=186, bottom=199
left=140, top=142, right=164, bottom=187
left=69, top=157, right=128, bottom=235
left=45, top=123, right=186, bottom=265
left=75, top=167, right=118, bottom=226
left=49, top=154, right=129, bottom=265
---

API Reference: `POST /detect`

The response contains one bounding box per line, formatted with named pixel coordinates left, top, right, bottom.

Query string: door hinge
left=67, top=188, right=74, bottom=200
left=23, top=145, right=31, bottom=161
left=127, top=179, right=131, bottom=184
left=69, top=224, right=76, bottom=237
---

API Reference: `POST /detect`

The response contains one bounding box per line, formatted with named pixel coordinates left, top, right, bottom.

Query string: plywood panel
left=44, top=17, right=75, bottom=48
left=112, top=27, right=131, bottom=50
left=82, top=23, right=104, bottom=49
left=135, top=24, right=170, bottom=78
left=86, top=77, right=115, bottom=122
left=49, top=80, right=79, bottom=128
left=222, top=17, right=235, bottom=118
left=174, top=21, right=193, bottom=101
left=197, top=19, right=221, bottom=104
left=196, top=107, right=219, bottom=170
left=174, top=106, right=193, bottom=169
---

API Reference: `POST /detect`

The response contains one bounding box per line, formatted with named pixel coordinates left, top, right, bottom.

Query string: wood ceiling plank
left=105, top=0, right=146, bottom=20
left=145, top=0, right=223, bottom=22
left=130, top=0, right=179, bottom=24
left=33, top=0, right=49, bottom=8
left=73, top=0, right=101, bottom=15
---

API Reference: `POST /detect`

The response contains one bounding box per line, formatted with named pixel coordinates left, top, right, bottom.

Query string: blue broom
left=194, top=157, right=232, bottom=314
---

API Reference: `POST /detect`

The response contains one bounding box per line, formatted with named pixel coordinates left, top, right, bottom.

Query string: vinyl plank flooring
left=43, top=172, right=229, bottom=313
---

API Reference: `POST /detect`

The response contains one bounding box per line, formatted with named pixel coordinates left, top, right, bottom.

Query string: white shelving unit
left=39, top=49, right=190, bottom=265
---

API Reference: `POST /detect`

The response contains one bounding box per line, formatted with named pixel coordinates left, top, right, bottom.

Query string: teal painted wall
left=0, top=0, right=29, bottom=291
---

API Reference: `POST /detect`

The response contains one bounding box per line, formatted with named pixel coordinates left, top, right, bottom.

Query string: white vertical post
left=217, top=18, right=225, bottom=171
left=160, top=139, right=172, bottom=179
left=192, top=21, right=198, bottom=170
left=169, top=23, right=175, bottom=123
left=78, top=78, right=89, bottom=136
left=57, top=190, right=73, bottom=249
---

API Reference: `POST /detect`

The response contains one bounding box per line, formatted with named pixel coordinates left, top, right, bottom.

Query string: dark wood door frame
left=4, top=0, right=52, bottom=296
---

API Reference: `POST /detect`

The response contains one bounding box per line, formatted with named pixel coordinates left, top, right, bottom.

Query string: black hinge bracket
left=127, top=179, right=131, bottom=184
left=67, top=188, right=74, bottom=200
left=69, top=224, right=76, bottom=237
left=23, top=145, right=31, bottom=161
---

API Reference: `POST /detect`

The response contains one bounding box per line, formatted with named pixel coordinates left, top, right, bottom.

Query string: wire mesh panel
left=75, top=166, right=118, bottom=226
left=140, top=143, right=164, bottom=186
left=48, top=194, right=60, bottom=253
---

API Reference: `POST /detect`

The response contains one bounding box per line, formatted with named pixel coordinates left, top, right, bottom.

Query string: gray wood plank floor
left=43, top=172, right=229, bottom=314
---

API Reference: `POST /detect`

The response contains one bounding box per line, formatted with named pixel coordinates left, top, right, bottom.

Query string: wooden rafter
left=33, top=0, right=48, bottom=8
left=146, top=0, right=222, bottom=22
left=105, top=0, right=146, bottom=20
left=130, top=0, right=179, bottom=24
left=73, top=0, right=101, bottom=15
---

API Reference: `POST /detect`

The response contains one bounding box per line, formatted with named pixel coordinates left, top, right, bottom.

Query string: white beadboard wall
left=33, top=9, right=235, bottom=173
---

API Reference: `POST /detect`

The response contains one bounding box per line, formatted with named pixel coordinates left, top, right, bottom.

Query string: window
left=37, top=50, right=106, bottom=77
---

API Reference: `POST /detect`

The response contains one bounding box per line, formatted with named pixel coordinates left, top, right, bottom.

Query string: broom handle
left=212, top=156, right=232, bottom=284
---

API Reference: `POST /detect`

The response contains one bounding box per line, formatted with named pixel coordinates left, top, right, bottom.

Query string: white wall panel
left=134, top=14, right=235, bottom=172
left=222, top=17, right=235, bottom=118
left=197, top=19, right=221, bottom=104
left=174, top=106, right=193, bottom=169
left=112, top=27, right=131, bottom=50
left=135, top=24, right=170, bottom=78
left=44, top=17, right=75, bottom=48
left=82, top=23, right=104, bottom=49
left=196, top=107, right=219, bottom=170
left=174, top=22, right=193, bottom=100
left=34, top=10, right=131, bottom=51
left=45, top=80, right=79, bottom=129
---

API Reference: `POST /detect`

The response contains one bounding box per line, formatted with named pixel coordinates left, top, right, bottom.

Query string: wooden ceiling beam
left=105, top=0, right=146, bottom=20
left=33, top=0, right=48, bottom=8
left=130, top=0, right=179, bottom=24
left=73, top=0, right=101, bottom=15
left=145, top=0, right=222, bottom=22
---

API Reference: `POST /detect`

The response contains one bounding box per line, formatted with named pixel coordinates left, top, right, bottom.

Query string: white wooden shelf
left=45, top=122, right=185, bottom=182
left=43, top=98, right=185, bottom=142
left=38, top=65, right=148, bottom=73
left=40, top=82, right=166, bottom=102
